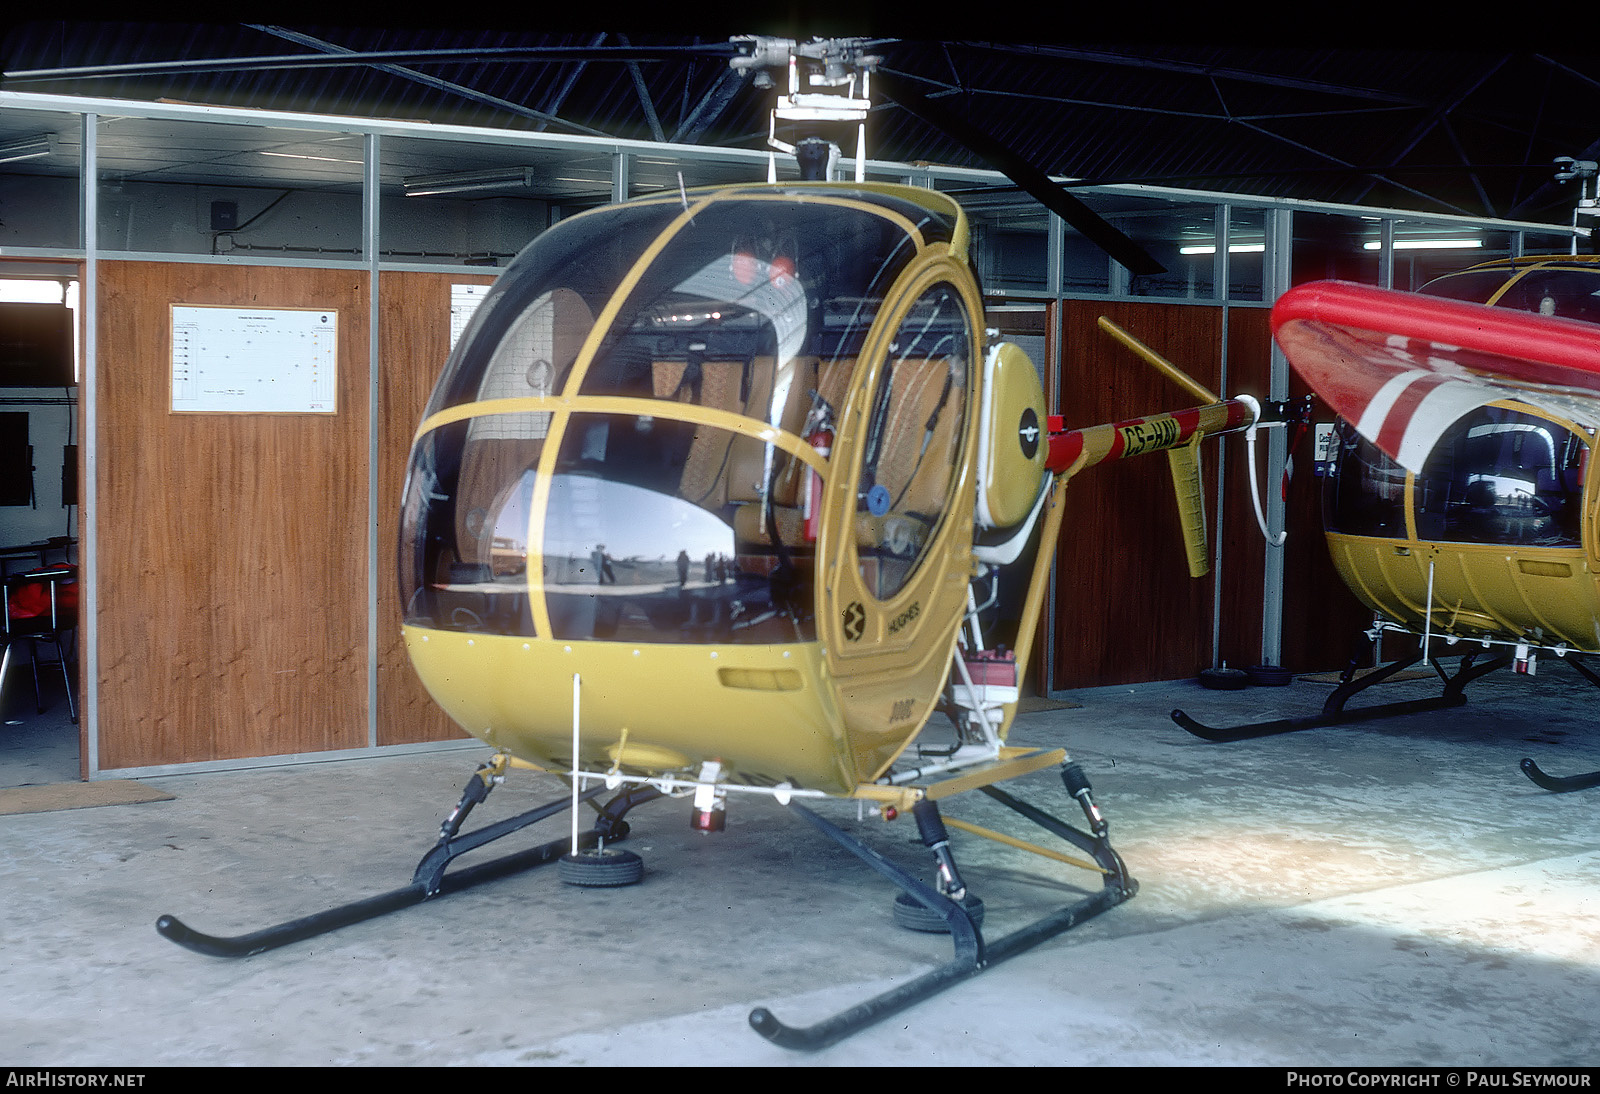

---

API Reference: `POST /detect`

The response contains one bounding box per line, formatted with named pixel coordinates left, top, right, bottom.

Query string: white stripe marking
left=1395, top=381, right=1501, bottom=472
left=1354, top=369, right=1434, bottom=443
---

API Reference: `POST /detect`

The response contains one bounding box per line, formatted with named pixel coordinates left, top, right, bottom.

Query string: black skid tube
left=1520, top=758, right=1600, bottom=794
left=1173, top=652, right=1511, bottom=742
left=1517, top=657, right=1600, bottom=791
left=748, top=883, right=1125, bottom=1051
left=157, top=780, right=614, bottom=958
left=748, top=784, right=1133, bottom=1051
left=1173, top=693, right=1468, bottom=742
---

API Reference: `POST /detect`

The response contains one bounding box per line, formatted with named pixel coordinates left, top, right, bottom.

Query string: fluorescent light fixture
left=0, top=278, right=67, bottom=303
left=260, top=151, right=364, bottom=165
left=0, top=135, right=52, bottom=165
left=1178, top=243, right=1265, bottom=255
left=404, top=168, right=536, bottom=197
left=1364, top=238, right=1483, bottom=250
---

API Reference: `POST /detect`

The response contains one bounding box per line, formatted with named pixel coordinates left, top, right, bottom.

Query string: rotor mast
left=730, top=36, right=881, bottom=181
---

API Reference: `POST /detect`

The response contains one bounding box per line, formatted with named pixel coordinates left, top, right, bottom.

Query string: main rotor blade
left=5, top=44, right=741, bottom=83
left=874, top=73, right=1165, bottom=277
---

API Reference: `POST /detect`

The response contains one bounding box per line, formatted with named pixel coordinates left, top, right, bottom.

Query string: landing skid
left=1517, top=653, right=1600, bottom=791
left=157, top=752, right=1133, bottom=1050
left=1519, top=758, right=1600, bottom=793
left=1172, top=650, right=1512, bottom=743
left=157, top=759, right=659, bottom=958
left=749, top=762, right=1135, bottom=1050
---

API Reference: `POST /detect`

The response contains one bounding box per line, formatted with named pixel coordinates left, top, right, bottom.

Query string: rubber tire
left=558, top=848, right=644, bottom=887
left=1247, top=664, right=1294, bottom=687
left=892, top=891, right=986, bottom=933
left=1198, top=666, right=1251, bottom=690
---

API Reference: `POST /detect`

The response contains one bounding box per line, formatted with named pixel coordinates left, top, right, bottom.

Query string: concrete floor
left=2, top=653, right=1599, bottom=1067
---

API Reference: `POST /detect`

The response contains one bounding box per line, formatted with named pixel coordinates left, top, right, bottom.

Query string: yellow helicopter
left=155, top=37, right=1260, bottom=1048
left=1173, top=248, right=1600, bottom=795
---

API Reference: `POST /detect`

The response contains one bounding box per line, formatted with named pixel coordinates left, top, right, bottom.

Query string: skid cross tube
left=1173, top=650, right=1512, bottom=742
left=157, top=769, right=618, bottom=958
left=748, top=776, right=1133, bottom=1051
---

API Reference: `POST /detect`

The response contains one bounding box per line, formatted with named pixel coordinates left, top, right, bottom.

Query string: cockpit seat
left=728, top=357, right=852, bottom=553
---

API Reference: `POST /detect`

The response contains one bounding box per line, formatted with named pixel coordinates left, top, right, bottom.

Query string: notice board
left=170, top=305, right=338, bottom=413
left=449, top=283, right=491, bottom=350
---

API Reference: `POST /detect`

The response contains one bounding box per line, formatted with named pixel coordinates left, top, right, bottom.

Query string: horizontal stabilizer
left=1166, top=434, right=1208, bottom=578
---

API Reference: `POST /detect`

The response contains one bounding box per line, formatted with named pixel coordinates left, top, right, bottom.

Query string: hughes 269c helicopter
left=155, top=37, right=1259, bottom=1048
left=1174, top=226, right=1600, bottom=794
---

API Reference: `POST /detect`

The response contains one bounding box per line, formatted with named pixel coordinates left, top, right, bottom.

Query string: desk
left=0, top=537, right=75, bottom=575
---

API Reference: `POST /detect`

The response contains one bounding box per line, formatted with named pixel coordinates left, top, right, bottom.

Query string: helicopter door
left=818, top=268, right=978, bottom=777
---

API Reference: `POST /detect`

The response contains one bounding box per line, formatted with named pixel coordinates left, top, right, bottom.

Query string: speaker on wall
left=0, top=412, right=32, bottom=506
left=62, top=443, right=77, bottom=507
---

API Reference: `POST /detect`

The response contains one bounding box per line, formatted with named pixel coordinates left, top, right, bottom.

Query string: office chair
left=3, top=564, right=77, bottom=723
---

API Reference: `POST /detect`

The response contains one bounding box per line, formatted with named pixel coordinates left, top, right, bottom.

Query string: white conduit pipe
left=1423, top=560, right=1436, bottom=660
left=1237, top=394, right=1288, bottom=548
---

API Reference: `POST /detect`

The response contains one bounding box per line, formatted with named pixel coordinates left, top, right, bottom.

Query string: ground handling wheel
left=558, top=848, right=644, bottom=887
left=892, top=891, right=985, bottom=933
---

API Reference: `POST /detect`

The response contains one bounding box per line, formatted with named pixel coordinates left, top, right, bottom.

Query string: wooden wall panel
left=1215, top=307, right=1270, bottom=673
left=1053, top=301, right=1229, bottom=689
left=1049, top=300, right=1380, bottom=690
left=374, top=271, right=494, bottom=746
left=1212, top=305, right=1376, bottom=675
left=96, top=262, right=369, bottom=768
left=1278, top=339, right=1378, bottom=673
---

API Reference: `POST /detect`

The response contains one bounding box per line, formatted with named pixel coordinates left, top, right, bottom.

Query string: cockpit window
left=542, top=413, right=815, bottom=644
left=422, top=201, right=682, bottom=420
left=854, top=282, right=971, bottom=599
left=400, top=416, right=545, bottom=636
left=1486, top=269, right=1600, bottom=323
left=577, top=198, right=929, bottom=434
left=1416, top=269, right=1522, bottom=306
left=1414, top=406, right=1587, bottom=546
left=1421, top=266, right=1600, bottom=324
left=1325, top=408, right=1590, bottom=547
left=1324, top=421, right=1408, bottom=538
left=400, top=188, right=962, bottom=645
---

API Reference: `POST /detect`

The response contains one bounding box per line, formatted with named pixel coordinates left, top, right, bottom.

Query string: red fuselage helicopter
left=1178, top=249, right=1600, bottom=793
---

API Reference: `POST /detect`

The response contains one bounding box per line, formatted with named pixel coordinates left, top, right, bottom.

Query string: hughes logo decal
left=887, top=602, right=920, bottom=635
left=842, top=600, right=866, bottom=641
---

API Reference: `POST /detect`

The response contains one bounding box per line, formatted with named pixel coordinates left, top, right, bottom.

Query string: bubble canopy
left=399, top=185, right=962, bottom=646
left=1324, top=407, right=1589, bottom=548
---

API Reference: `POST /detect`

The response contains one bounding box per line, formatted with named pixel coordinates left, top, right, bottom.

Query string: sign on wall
left=170, top=305, right=338, bottom=413
left=449, top=283, right=491, bottom=350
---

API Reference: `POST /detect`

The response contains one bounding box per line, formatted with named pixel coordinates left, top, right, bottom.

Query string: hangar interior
left=2, top=27, right=1600, bottom=1067
left=0, top=89, right=1587, bottom=778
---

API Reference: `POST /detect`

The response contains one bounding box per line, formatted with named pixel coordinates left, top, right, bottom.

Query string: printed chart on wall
left=450, top=283, right=490, bottom=350
left=170, top=305, right=338, bottom=413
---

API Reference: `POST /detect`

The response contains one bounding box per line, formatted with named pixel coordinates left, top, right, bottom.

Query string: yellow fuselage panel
left=403, top=626, right=886, bottom=793
left=1326, top=532, right=1600, bottom=650
left=831, top=605, right=965, bottom=781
